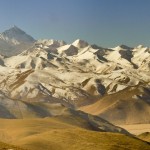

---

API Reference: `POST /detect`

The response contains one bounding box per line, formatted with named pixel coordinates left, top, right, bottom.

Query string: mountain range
left=0, top=26, right=149, bottom=150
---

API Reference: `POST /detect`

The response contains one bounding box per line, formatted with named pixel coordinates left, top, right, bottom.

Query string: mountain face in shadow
left=0, top=26, right=36, bottom=56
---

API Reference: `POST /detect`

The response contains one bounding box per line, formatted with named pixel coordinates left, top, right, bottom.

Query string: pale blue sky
left=0, top=0, right=150, bottom=47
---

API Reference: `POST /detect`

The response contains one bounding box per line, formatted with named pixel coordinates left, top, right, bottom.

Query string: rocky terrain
left=0, top=26, right=35, bottom=56
left=0, top=26, right=149, bottom=124
left=0, top=26, right=149, bottom=150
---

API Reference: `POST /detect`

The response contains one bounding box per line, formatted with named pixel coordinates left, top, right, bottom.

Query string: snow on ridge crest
left=72, top=39, right=89, bottom=48
left=0, top=28, right=149, bottom=125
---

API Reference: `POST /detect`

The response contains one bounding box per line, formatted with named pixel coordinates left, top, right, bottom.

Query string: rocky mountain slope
left=0, top=27, right=149, bottom=126
left=0, top=27, right=150, bottom=150
left=0, top=26, right=35, bottom=56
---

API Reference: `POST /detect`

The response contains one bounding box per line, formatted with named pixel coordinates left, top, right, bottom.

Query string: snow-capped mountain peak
left=1, top=25, right=35, bottom=44
left=0, top=26, right=36, bottom=56
left=112, top=45, right=132, bottom=51
left=0, top=28, right=149, bottom=126
left=72, top=39, right=89, bottom=48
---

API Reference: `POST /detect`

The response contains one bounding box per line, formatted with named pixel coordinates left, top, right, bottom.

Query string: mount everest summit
left=0, top=26, right=35, bottom=56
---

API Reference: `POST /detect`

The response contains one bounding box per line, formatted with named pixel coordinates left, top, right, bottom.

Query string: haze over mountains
left=0, top=26, right=35, bottom=56
left=0, top=26, right=150, bottom=150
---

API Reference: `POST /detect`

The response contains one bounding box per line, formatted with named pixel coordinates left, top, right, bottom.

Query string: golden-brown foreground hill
left=0, top=141, right=26, bottom=150
left=0, top=117, right=149, bottom=150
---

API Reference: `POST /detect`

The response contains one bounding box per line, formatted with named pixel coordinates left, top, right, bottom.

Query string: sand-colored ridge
left=0, top=118, right=149, bottom=150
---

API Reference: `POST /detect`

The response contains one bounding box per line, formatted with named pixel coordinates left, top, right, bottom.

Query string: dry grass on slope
left=119, top=124, right=150, bottom=135
left=0, top=141, right=26, bottom=150
left=17, top=129, right=150, bottom=150
left=0, top=118, right=149, bottom=150
left=138, top=132, right=150, bottom=142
